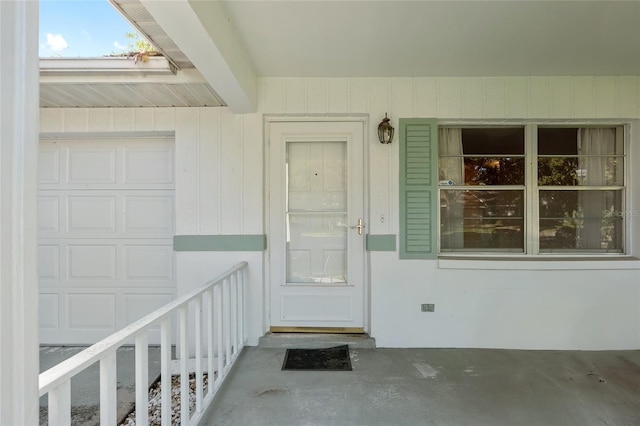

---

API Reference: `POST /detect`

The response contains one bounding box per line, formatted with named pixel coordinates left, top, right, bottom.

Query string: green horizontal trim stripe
left=366, top=234, right=397, bottom=251
left=173, top=235, right=267, bottom=251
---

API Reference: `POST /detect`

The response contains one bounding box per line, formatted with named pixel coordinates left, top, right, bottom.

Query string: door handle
left=350, top=218, right=365, bottom=235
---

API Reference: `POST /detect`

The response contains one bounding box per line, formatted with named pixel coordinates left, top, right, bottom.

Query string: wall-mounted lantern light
left=377, top=113, right=394, bottom=144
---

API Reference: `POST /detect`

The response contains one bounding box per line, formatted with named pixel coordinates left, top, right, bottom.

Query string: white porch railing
left=39, top=261, right=248, bottom=426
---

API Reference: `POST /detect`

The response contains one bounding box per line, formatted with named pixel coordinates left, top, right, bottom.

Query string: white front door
left=269, top=121, right=366, bottom=331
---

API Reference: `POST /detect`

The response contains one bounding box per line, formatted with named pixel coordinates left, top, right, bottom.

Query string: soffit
left=40, top=82, right=225, bottom=108
left=39, top=58, right=226, bottom=108
left=223, top=0, right=640, bottom=77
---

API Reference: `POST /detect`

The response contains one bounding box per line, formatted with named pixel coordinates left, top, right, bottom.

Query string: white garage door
left=38, top=137, right=176, bottom=345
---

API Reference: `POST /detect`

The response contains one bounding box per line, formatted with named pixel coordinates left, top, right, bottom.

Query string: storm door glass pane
left=286, top=141, right=347, bottom=283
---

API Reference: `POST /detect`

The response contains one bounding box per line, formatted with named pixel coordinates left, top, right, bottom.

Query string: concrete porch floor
left=205, top=347, right=640, bottom=426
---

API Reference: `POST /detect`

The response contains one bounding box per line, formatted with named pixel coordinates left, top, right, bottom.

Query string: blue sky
left=39, top=0, right=138, bottom=57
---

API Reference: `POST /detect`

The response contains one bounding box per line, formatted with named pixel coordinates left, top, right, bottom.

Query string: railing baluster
left=48, top=380, right=70, bottom=426
left=231, top=272, right=238, bottom=355
left=100, top=351, right=117, bottom=425
left=224, top=278, right=231, bottom=368
left=195, top=296, right=204, bottom=413
left=207, top=288, right=214, bottom=395
left=238, top=269, right=244, bottom=347
left=135, top=333, right=149, bottom=426
left=179, top=306, right=189, bottom=425
left=161, top=318, right=172, bottom=426
left=215, top=283, right=223, bottom=386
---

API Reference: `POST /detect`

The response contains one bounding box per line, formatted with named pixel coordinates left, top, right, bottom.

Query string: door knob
left=350, top=218, right=365, bottom=235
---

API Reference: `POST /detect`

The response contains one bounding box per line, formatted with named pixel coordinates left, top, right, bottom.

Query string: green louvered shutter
left=399, top=118, right=438, bottom=259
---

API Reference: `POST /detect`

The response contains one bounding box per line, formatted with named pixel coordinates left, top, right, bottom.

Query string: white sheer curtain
left=578, top=128, right=615, bottom=185
left=438, top=128, right=464, bottom=249
left=438, top=128, right=463, bottom=185
left=577, top=128, right=616, bottom=249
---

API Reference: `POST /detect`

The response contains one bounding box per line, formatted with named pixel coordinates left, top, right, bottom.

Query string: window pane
left=578, top=156, right=623, bottom=186
left=461, top=128, right=524, bottom=155
left=538, top=156, right=623, bottom=186
left=439, top=127, right=525, bottom=186
left=440, top=190, right=524, bottom=251
left=538, top=127, right=623, bottom=186
left=464, top=157, right=525, bottom=185
left=287, top=213, right=347, bottom=283
left=538, top=128, right=578, bottom=155
left=538, top=157, right=579, bottom=185
left=287, top=142, right=346, bottom=211
left=539, top=190, right=623, bottom=252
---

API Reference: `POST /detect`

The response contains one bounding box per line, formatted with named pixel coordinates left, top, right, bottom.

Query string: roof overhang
left=40, top=58, right=226, bottom=108
left=40, top=57, right=176, bottom=76
left=137, top=0, right=257, bottom=113
left=40, top=1, right=640, bottom=110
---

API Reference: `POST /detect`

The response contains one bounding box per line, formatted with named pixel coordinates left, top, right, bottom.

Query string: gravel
left=120, top=373, right=208, bottom=426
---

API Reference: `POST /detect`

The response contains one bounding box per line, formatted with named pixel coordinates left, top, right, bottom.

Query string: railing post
left=238, top=269, right=245, bottom=346
left=231, top=272, right=238, bottom=355
left=215, top=284, right=223, bottom=386
left=161, top=318, right=172, bottom=426
left=135, top=333, right=149, bottom=426
left=207, top=288, right=215, bottom=394
left=224, top=278, right=231, bottom=368
left=48, top=381, right=70, bottom=426
left=100, top=351, right=117, bottom=425
left=195, top=296, right=204, bottom=413
left=179, top=306, right=189, bottom=425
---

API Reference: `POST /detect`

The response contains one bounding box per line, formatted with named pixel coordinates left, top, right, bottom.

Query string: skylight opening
left=39, top=0, right=154, bottom=59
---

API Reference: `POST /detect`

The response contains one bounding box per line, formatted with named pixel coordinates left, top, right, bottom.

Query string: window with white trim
left=438, top=125, right=626, bottom=255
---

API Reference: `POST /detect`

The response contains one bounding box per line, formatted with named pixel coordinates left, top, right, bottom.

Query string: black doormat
left=282, top=345, right=352, bottom=371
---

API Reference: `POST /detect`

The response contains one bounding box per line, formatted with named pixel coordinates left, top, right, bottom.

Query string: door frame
left=264, top=115, right=370, bottom=334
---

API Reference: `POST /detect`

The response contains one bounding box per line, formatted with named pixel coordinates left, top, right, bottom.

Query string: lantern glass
left=378, top=113, right=394, bottom=144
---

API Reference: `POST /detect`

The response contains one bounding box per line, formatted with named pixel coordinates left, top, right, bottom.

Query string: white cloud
left=113, top=41, right=127, bottom=51
left=46, top=33, right=68, bottom=52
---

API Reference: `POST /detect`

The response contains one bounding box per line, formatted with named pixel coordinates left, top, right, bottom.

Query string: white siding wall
left=40, top=107, right=265, bottom=345
left=40, top=75, right=640, bottom=349
left=259, top=76, right=640, bottom=349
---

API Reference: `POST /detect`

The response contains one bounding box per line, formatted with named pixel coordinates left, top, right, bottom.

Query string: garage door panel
left=38, top=245, right=60, bottom=280
left=40, top=239, right=175, bottom=287
left=41, top=183, right=175, bottom=191
left=124, top=146, right=174, bottom=184
left=39, top=288, right=176, bottom=344
left=124, top=293, right=173, bottom=325
left=68, top=293, right=116, bottom=330
left=39, top=139, right=174, bottom=190
left=124, top=195, right=174, bottom=234
left=42, top=281, right=174, bottom=290
left=39, top=149, right=60, bottom=184
left=39, top=191, right=174, bottom=238
left=38, top=196, right=60, bottom=233
left=124, top=245, right=174, bottom=280
left=68, top=196, right=117, bottom=233
left=67, top=147, right=117, bottom=184
left=68, top=245, right=117, bottom=280
left=39, top=293, right=60, bottom=329
left=39, top=138, right=176, bottom=344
